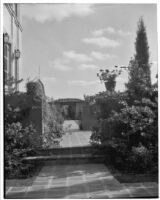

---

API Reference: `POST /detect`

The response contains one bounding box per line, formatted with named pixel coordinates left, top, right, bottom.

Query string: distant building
left=54, top=98, right=84, bottom=120
left=54, top=98, right=98, bottom=130
left=3, top=4, right=22, bottom=92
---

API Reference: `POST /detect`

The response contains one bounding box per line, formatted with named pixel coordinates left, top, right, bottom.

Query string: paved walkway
left=63, top=120, right=81, bottom=131
left=60, top=120, right=92, bottom=147
left=6, top=163, right=158, bottom=198
left=60, top=131, right=92, bottom=147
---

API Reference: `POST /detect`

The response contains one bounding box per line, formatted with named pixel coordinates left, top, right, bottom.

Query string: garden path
left=60, top=119, right=92, bottom=147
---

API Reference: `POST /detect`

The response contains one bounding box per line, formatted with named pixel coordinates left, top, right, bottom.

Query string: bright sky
left=20, top=3, right=157, bottom=99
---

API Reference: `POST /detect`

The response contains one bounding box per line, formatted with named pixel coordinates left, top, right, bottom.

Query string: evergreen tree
left=135, top=17, right=149, bottom=65
left=127, top=17, right=151, bottom=98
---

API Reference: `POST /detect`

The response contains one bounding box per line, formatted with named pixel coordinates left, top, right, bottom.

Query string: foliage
left=90, top=85, right=158, bottom=173
left=87, top=91, right=127, bottom=144
left=5, top=93, right=31, bottom=124
left=135, top=17, right=149, bottom=65
left=5, top=79, right=64, bottom=179
left=26, top=80, right=64, bottom=148
left=42, top=101, right=64, bottom=148
left=109, top=85, right=158, bottom=146
left=5, top=122, right=39, bottom=178
left=97, top=67, right=122, bottom=92
left=85, top=91, right=127, bottom=119
left=126, top=59, right=151, bottom=101
left=4, top=77, right=40, bottom=178
left=99, top=88, right=158, bottom=172
left=89, top=17, right=158, bottom=174
left=110, top=106, right=149, bottom=146
left=127, top=17, right=151, bottom=98
left=26, top=80, right=45, bottom=101
left=106, top=138, right=155, bottom=173
left=90, top=117, right=126, bottom=145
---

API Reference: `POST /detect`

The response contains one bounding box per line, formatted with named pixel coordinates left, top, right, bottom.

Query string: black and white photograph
left=1, top=1, right=159, bottom=199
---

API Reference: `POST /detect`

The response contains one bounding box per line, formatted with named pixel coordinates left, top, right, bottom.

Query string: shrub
left=109, top=97, right=157, bottom=148
left=104, top=139, right=156, bottom=173
left=104, top=138, right=129, bottom=170
left=26, top=80, right=45, bottom=101
left=89, top=85, right=158, bottom=173
left=126, top=144, right=153, bottom=173
left=89, top=91, right=127, bottom=144
left=4, top=94, right=31, bottom=124
left=5, top=122, right=39, bottom=178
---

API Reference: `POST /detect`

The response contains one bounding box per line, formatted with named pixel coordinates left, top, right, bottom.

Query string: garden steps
left=36, top=145, right=98, bottom=155
left=22, top=145, right=106, bottom=165
left=22, top=154, right=105, bottom=165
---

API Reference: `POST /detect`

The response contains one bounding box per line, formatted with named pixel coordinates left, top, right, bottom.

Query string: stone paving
left=60, top=120, right=92, bottom=148
left=63, top=120, right=81, bottom=131
left=60, top=130, right=92, bottom=147
left=6, top=163, right=158, bottom=198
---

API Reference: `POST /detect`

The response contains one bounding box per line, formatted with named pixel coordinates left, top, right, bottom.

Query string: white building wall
left=3, top=4, right=22, bottom=92
left=3, top=6, right=12, bottom=36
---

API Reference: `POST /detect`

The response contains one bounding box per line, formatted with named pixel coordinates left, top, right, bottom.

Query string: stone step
left=22, top=154, right=105, bottom=165
left=36, top=145, right=101, bottom=155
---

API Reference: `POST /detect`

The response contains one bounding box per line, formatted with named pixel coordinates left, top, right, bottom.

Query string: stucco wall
left=3, top=6, right=12, bottom=36
left=3, top=4, right=22, bottom=90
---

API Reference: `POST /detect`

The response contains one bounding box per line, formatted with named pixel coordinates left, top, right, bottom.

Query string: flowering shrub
left=126, top=144, right=152, bottom=172
left=109, top=97, right=157, bottom=148
left=132, top=144, right=148, bottom=156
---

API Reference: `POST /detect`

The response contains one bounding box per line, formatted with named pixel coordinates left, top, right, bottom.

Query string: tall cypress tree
left=127, top=17, right=151, bottom=98
left=135, top=17, right=149, bottom=66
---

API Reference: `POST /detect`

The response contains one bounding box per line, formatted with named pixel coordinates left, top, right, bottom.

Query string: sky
left=20, top=3, right=158, bottom=99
